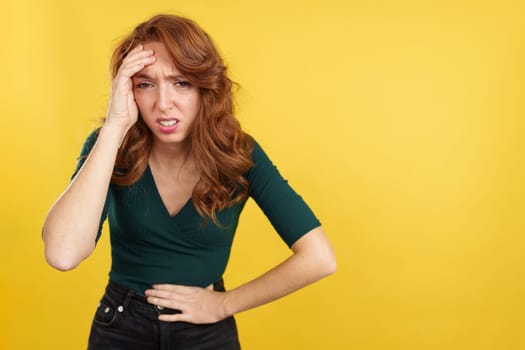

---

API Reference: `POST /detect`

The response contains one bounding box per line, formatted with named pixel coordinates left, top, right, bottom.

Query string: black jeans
left=87, top=280, right=241, bottom=350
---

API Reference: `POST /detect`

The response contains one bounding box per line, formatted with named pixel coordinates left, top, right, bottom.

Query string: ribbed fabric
left=73, top=131, right=321, bottom=294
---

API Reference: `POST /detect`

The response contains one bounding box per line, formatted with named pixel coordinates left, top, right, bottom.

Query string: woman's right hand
left=105, top=44, right=155, bottom=131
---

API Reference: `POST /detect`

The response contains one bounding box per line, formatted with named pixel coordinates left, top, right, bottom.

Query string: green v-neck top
left=73, top=131, right=320, bottom=294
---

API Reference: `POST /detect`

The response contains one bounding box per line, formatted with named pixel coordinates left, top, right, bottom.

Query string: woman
left=43, top=14, right=336, bottom=349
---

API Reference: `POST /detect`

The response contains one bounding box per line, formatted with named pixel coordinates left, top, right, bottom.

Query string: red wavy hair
left=109, top=14, right=253, bottom=224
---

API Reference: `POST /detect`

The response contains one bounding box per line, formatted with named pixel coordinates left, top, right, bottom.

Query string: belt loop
left=119, top=287, right=133, bottom=313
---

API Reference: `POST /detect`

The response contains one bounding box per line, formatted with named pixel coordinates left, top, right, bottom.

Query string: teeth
left=160, top=120, right=178, bottom=126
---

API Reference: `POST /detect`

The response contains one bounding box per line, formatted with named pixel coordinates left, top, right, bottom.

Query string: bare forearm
left=222, top=227, right=336, bottom=317
left=42, top=124, right=126, bottom=270
left=144, top=229, right=335, bottom=324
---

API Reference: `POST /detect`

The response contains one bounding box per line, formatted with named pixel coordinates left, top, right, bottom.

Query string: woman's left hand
left=145, top=284, right=228, bottom=324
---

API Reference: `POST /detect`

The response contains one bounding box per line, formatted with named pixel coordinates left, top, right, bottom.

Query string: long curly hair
left=109, top=14, right=254, bottom=224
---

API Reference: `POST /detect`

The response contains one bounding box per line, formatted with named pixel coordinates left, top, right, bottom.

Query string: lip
left=157, top=118, right=180, bottom=134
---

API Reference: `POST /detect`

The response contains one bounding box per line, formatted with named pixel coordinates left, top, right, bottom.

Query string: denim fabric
left=87, top=280, right=241, bottom=350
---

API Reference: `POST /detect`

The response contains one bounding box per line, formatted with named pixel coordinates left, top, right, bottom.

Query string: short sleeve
left=71, top=129, right=109, bottom=243
left=71, top=130, right=99, bottom=179
left=245, top=140, right=321, bottom=247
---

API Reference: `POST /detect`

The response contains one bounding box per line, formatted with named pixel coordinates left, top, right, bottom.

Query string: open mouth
left=159, top=119, right=179, bottom=126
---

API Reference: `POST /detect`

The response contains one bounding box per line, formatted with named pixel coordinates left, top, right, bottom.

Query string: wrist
left=100, top=121, right=130, bottom=146
left=220, top=290, right=236, bottom=319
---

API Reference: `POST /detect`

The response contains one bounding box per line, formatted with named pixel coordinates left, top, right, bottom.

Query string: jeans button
left=117, top=306, right=124, bottom=312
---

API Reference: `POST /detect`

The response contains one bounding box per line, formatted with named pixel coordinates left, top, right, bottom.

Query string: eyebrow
left=133, top=73, right=187, bottom=80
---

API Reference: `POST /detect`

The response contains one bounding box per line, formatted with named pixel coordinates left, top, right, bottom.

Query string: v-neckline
left=146, top=165, right=193, bottom=219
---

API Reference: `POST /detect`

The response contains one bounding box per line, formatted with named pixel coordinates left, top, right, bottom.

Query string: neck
left=149, top=140, right=192, bottom=171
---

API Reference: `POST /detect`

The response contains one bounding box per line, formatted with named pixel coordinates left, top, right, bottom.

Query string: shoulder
left=243, top=135, right=282, bottom=183
left=246, top=135, right=270, bottom=164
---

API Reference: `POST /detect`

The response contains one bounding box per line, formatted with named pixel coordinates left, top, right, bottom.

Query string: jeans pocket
left=93, top=294, right=121, bottom=326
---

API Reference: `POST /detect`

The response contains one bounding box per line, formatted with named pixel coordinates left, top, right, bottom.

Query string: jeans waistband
left=104, top=279, right=226, bottom=314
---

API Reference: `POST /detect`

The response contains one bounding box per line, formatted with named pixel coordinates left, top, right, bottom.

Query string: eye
left=174, top=81, right=191, bottom=87
left=136, top=82, right=154, bottom=89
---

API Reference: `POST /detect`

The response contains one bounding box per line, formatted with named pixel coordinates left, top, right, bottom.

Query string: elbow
left=42, top=224, right=94, bottom=271
left=326, top=256, right=337, bottom=276
left=320, top=252, right=337, bottom=278
left=305, top=246, right=336, bottom=280
left=44, top=248, right=82, bottom=271
left=316, top=239, right=337, bottom=278
left=47, top=260, right=78, bottom=272
left=293, top=227, right=337, bottom=279
left=43, top=235, right=88, bottom=272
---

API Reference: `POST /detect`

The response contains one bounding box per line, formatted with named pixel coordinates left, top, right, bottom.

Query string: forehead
left=140, top=41, right=181, bottom=76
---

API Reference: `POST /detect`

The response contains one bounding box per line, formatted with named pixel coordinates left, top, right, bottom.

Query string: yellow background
left=1, top=0, right=524, bottom=349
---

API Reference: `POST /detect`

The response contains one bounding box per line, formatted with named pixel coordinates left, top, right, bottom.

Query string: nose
left=157, top=83, right=172, bottom=113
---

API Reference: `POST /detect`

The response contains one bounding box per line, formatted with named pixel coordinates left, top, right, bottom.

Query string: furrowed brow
left=133, top=73, right=153, bottom=80
left=133, top=73, right=187, bottom=80
left=166, top=74, right=187, bottom=80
